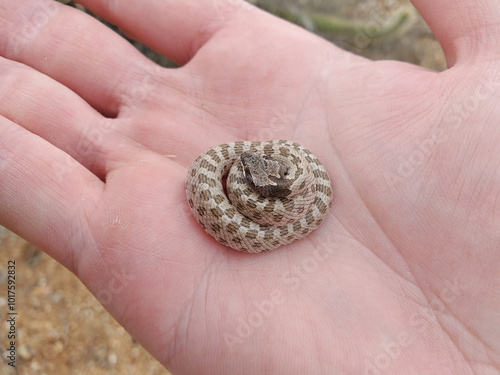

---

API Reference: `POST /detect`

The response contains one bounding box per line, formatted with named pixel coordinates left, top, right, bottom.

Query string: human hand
left=0, top=0, right=498, bottom=374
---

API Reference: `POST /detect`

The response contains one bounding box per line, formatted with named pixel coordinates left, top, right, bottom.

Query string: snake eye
left=245, top=170, right=254, bottom=185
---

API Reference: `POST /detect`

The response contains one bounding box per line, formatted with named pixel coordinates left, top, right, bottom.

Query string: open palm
left=1, top=0, right=499, bottom=374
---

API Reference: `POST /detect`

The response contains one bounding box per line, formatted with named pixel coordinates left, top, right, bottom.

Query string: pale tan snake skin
left=186, top=140, right=333, bottom=253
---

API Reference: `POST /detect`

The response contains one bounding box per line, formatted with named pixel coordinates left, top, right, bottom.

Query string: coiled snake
left=186, top=140, right=333, bottom=253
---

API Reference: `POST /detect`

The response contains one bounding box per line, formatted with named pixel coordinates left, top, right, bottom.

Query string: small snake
left=186, top=140, right=333, bottom=253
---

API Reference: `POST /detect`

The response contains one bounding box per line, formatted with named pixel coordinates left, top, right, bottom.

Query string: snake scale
left=186, top=140, right=333, bottom=253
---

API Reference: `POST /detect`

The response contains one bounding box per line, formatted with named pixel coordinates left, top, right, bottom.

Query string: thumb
left=411, top=0, right=500, bottom=67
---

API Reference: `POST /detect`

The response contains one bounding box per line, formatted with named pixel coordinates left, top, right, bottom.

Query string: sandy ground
left=0, top=1, right=445, bottom=374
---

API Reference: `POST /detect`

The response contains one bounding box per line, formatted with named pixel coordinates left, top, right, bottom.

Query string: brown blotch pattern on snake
left=185, top=140, right=333, bottom=253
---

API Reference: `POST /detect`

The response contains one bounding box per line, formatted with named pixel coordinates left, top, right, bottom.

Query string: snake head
left=240, top=151, right=292, bottom=198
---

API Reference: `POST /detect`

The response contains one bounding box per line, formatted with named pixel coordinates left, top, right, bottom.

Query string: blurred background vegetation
left=57, top=0, right=445, bottom=70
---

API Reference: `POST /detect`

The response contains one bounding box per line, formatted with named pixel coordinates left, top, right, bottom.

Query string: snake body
left=186, top=140, right=333, bottom=253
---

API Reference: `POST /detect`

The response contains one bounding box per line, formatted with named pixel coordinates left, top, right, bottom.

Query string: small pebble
left=18, top=344, right=34, bottom=360
left=108, top=352, right=118, bottom=365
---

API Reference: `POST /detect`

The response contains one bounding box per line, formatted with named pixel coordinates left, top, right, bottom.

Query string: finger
left=0, top=57, right=143, bottom=178
left=0, top=54, right=228, bottom=176
left=0, top=0, right=157, bottom=116
left=0, top=116, right=103, bottom=270
left=411, top=0, right=500, bottom=66
left=77, top=0, right=255, bottom=65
